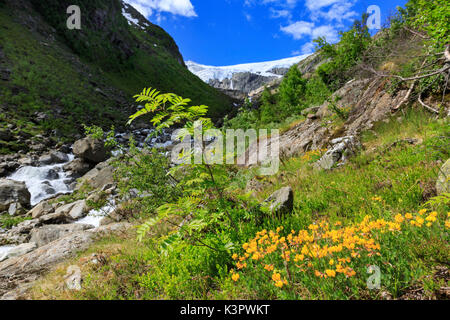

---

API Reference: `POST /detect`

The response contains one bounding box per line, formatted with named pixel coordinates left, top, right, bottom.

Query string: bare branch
left=403, top=26, right=429, bottom=39
left=442, top=70, right=449, bottom=104
left=391, top=58, right=427, bottom=112
left=418, top=93, right=439, bottom=114
left=392, top=80, right=416, bottom=112
left=377, top=65, right=449, bottom=81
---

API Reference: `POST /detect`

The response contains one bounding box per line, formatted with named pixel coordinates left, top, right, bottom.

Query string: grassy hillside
left=30, top=109, right=449, bottom=300
left=0, top=0, right=231, bottom=153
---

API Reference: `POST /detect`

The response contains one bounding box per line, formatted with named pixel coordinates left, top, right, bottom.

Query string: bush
left=315, top=14, right=372, bottom=90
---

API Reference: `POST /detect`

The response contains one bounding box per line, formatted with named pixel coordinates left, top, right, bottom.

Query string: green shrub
left=315, top=14, right=372, bottom=90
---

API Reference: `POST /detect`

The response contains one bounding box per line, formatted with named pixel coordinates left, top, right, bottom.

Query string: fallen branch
left=392, top=79, right=416, bottom=112
left=374, top=65, right=450, bottom=82
left=391, top=58, right=428, bottom=112
left=418, top=93, right=439, bottom=114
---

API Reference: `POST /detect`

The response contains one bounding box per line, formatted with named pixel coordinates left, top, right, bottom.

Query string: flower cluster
left=230, top=209, right=448, bottom=288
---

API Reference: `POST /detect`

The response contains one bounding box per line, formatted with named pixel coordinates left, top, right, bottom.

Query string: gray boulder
left=64, top=265, right=82, bottom=291
left=54, top=200, right=88, bottom=220
left=77, top=162, right=114, bottom=190
left=30, top=224, right=94, bottom=247
left=315, top=136, right=360, bottom=170
left=73, top=137, right=107, bottom=163
left=264, top=187, right=294, bottom=216
left=8, top=202, right=26, bottom=216
left=63, top=158, right=92, bottom=177
left=0, top=222, right=131, bottom=298
left=0, top=242, right=37, bottom=262
left=38, top=154, right=53, bottom=165
left=28, top=201, right=54, bottom=219
left=44, top=169, right=59, bottom=180
left=436, top=159, right=450, bottom=195
left=0, top=179, right=31, bottom=212
left=50, top=151, right=69, bottom=164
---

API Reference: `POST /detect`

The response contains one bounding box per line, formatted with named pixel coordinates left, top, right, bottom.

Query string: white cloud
left=280, top=21, right=314, bottom=40
left=281, top=22, right=339, bottom=42
left=310, top=1, right=358, bottom=23
left=305, top=0, right=341, bottom=11
left=245, top=0, right=299, bottom=9
left=311, top=25, right=339, bottom=42
left=300, top=41, right=315, bottom=54
left=124, top=0, right=197, bottom=18
left=270, top=8, right=291, bottom=19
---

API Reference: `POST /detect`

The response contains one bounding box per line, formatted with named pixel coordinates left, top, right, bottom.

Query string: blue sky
left=124, top=0, right=407, bottom=66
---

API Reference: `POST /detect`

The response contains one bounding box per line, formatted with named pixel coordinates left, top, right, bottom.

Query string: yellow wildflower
left=231, top=273, right=239, bottom=282
left=272, top=272, right=281, bottom=282
left=264, top=264, right=274, bottom=272
left=325, top=269, right=336, bottom=277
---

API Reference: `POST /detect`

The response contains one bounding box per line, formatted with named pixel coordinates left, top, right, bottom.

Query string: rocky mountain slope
left=0, top=0, right=232, bottom=155
left=187, top=54, right=310, bottom=95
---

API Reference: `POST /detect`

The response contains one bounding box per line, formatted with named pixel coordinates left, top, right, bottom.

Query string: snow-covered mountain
left=186, top=54, right=310, bottom=83
left=186, top=54, right=311, bottom=95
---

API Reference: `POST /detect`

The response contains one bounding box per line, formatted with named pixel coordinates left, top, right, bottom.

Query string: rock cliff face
left=238, top=76, right=410, bottom=166
left=209, top=72, right=279, bottom=94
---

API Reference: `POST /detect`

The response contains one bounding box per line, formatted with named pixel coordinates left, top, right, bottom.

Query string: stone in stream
left=63, top=158, right=92, bottom=178
left=73, top=137, right=108, bottom=163
left=49, top=151, right=69, bottom=164
left=0, top=179, right=31, bottom=212
left=44, top=169, right=60, bottom=180
left=38, top=154, right=53, bottom=165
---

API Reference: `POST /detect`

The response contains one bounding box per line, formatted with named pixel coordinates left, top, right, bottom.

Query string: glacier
left=186, top=54, right=311, bottom=83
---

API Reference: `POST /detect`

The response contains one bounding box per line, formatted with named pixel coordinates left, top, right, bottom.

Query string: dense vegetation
left=29, top=0, right=449, bottom=300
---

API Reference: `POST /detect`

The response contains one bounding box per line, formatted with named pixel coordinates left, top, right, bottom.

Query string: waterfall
left=9, top=154, right=75, bottom=206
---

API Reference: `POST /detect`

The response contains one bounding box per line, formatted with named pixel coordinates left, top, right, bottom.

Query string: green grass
left=0, top=7, right=123, bottom=145
left=29, top=107, right=450, bottom=300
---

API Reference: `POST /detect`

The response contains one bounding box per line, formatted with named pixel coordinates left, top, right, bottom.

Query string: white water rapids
left=0, top=153, right=115, bottom=256
left=9, top=155, right=75, bottom=206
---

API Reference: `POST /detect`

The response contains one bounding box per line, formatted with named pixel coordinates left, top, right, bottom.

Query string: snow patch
left=122, top=8, right=139, bottom=26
